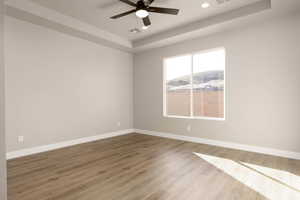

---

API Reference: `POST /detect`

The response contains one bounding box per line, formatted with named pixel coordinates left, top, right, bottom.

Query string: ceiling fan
left=110, top=0, right=179, bottom=27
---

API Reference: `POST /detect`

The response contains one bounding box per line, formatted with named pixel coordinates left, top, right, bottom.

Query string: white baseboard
left=135, top=129, right=300, bottom=160
left=6, top=129, right=134, bottom=160
left=7, top=128, right=300, bottom=160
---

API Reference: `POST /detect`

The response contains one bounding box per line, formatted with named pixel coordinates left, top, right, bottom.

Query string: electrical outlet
left=18, top=136, right=24, bottom=143
left=117, top=122, right=121, bottom=127
left=187, top=125, right=191, bottom=132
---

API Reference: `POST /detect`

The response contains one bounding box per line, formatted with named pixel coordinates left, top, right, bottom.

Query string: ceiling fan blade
left=148, top=7, right=179, bottom=15
left=144, top=0, right=155, bottom=5
left=143, top=16, right=151, bottom=26
left=119, top=0, right=137, bottom=7
left=110, top=9, right=136, bottom=19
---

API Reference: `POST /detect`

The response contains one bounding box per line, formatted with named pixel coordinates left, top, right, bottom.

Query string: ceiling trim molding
left=133, top=0, right=271, bottom=51
left=5, top=0, right=132, bottom=51
left=4, top=0, right=274, bottom=53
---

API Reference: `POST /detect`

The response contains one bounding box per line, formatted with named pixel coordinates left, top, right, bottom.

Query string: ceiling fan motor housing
left=137, top=0, right=149, bottom=10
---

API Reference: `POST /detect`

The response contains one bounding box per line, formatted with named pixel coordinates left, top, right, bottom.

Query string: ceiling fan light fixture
left=136, top=9, right=149, bottom=18
left=142, top=25, right=150, bottom=30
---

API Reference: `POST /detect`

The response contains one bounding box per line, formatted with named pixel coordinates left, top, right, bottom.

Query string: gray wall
left=5, top=17, right=133, bottom=152
left=0, top=0, right=7, bottom=199
left=134, top=13, right=300, bottom=153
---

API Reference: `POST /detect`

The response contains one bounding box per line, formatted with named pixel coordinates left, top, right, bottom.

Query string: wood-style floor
left=7, top=133, right=300, bottom=200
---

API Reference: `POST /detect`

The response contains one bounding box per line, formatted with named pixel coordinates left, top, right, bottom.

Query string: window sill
left=163, top=115, right=225, bottom=121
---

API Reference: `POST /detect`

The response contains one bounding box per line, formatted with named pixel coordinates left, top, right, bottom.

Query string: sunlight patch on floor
left=193, top=153, right=300, bottom=200
left=242, top=162, right=300, bottom=191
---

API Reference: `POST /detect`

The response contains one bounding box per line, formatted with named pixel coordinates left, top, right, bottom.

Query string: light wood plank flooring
left=7, top=133, right=300, bottom=200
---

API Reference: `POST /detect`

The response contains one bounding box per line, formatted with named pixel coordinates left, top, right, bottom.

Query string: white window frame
left=163, top=47, right=226, bottom=121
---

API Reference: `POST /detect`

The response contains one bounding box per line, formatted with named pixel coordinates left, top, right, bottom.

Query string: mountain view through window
left=164, top=48, right=225, bottom=119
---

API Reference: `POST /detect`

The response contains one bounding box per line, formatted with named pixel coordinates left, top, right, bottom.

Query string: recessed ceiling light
left=136, top=9, right=149, bottom=18
left=201, top=2, right=211, bottom=8
left=130, top=28, right=141, bottom=33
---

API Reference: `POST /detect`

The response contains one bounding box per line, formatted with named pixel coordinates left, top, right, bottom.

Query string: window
left=164, top=48, right=225, bottom=120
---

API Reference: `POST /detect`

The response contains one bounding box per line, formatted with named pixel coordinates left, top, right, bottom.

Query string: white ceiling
left=30, top=0, right=264, bottom=41
left=5, top=0, right=300, bottom=52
